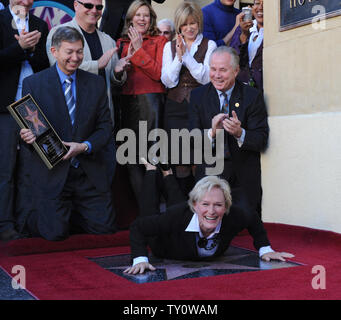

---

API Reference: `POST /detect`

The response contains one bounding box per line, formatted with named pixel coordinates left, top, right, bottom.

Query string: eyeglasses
left=76, top=0, right=103, bottom=11
left=157, top=30, right=171, bottom=35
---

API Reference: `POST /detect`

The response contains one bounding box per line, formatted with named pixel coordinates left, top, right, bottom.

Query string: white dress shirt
left=161, top=33, right=217, bottom=88
left=248, top=19, right=264, bottom=67
left=9, top=6, right=34, bottom=101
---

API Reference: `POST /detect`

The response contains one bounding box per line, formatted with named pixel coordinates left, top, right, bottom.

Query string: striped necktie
left=64, top=78, right=75, bottom=125
left=221, top=92, right=231, bottom=159
left=64, top=78, right=79, bottom=168
left=221, top=92, right=229, bottom=115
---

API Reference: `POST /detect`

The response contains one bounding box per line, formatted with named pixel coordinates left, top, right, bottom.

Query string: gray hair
left=51, top=26, right=84, bottom=49
left=157, top=18, right=175, bottom=32
left=188, top=176, right=232, bottom=215
left=209, top=46, right=240, bottom=70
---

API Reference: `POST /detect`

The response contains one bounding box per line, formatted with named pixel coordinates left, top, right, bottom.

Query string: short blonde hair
left=174, top=1, right=203, bottom=35
left=188, top=176, right=232, bottom=215
left=121, top=0, right=158, bottom=38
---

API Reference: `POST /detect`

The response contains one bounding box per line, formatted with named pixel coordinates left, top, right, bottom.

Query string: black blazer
left=130, top=175, right=270, bottom=261
left=0, top=6, right=49, bottom=112
left=20, top=65, right=114, bottom=197
left=189, top=81, right=269, bottom=210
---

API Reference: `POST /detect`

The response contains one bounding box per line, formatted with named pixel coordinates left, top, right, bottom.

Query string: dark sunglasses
left=77, top=0, right=103, bottom=10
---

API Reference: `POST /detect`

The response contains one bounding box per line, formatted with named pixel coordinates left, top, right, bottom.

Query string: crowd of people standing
left=0, top=0, right=269, bottom=251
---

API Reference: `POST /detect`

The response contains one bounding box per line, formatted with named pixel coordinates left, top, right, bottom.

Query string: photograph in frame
left=7, top=94, right=68, bottom=169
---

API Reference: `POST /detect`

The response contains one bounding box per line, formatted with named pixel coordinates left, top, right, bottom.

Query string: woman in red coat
left=116, top=0, right=167, bottom=200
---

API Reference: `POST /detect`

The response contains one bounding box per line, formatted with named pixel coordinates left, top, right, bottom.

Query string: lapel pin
left=235, top=103, right=240, bottom=108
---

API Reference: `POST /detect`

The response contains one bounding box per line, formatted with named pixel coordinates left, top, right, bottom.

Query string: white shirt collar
left=216, top=84, right=235, bottom=100
left=248, top=19, right=263, bottom=66
left=185, top=213, right=222, bottom=239
left=249, top=19, right=263, bottom=35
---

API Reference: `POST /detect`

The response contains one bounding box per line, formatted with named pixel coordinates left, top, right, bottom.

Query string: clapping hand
left=15, top=29, right=41, bottom=51
left=128, top=25, right=143, bottom=54
left=114, top=56, right=131, bottom=74
left=175, top=33, right=186, bottom=61
left=222, top=111, right=243, bottom=138
left=211, top=113, right=228, bottom=139
left=98, top=47, right=117, bottom=70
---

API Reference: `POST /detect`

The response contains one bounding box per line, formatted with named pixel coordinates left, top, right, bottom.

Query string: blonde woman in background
left=161, top=1, right=217, bottom=197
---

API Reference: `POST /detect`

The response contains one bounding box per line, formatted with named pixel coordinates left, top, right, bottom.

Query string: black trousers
left=120, top=93, right=165, bottom=200
left=0, top=114, right=19, bottom=233
left=25, top=166, right=116, bottom=241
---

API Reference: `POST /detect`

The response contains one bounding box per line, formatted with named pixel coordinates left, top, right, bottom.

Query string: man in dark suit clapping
left=0, top=0, right=49, bottom=242
left=19, top=26, right=116, bottom=241
left=189, top=46, right=269, bottom=218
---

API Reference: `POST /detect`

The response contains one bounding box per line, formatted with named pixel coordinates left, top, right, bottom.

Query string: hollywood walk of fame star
left=89, top=248, right=301, bottom=284
left=24, top=105, right=46, bottom=134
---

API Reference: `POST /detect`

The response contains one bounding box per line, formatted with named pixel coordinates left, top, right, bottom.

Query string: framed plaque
left=7, top=94, right=68, bottom=170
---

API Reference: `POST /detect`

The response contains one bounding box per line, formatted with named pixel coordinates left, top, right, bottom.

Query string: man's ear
left=234, top=65, right=240, bottom=77
left=50, top=46, right=57, bottom=58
